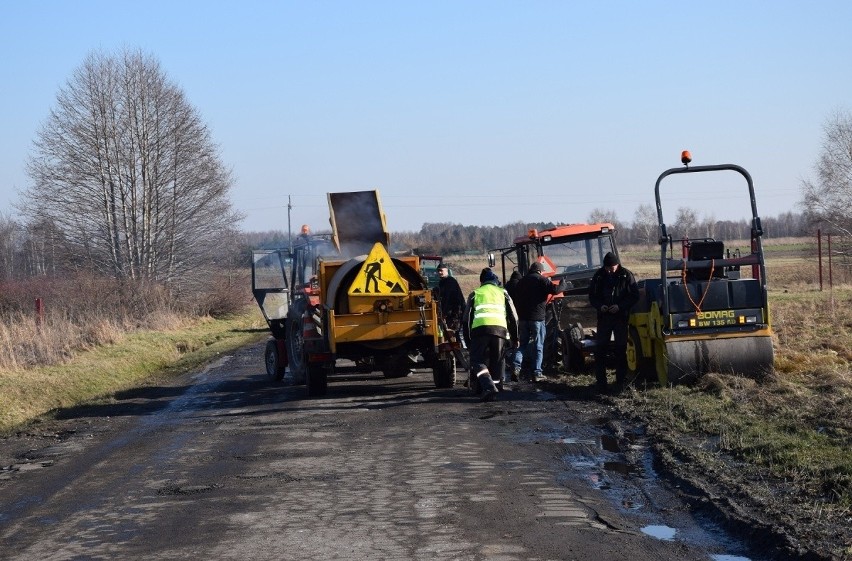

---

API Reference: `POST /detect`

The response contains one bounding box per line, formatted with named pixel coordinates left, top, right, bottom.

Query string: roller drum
left=663, top=334, right=774, bottom=384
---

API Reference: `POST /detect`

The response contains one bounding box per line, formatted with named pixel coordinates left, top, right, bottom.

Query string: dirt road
left=1, top=341, right=761, bottom=560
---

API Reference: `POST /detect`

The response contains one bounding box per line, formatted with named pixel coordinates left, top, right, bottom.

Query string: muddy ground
left=0, top=348, right=848, bottom=559
left=572, top=381, right=849, bottom=561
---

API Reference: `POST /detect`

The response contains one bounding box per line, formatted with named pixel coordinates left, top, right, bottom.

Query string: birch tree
left=802, top=110, right=852, bottom=243
left=21, top=49, right=241, bottom=285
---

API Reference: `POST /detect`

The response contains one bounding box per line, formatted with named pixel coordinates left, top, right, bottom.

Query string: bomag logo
left=695, top=310, right=735, bottom=320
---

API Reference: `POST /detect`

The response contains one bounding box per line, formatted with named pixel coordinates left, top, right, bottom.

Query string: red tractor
left=489, top=223, right=620, bottom=373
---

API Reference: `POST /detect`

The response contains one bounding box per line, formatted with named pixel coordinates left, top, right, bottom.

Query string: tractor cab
left=487, top=222, right=620, bottom=373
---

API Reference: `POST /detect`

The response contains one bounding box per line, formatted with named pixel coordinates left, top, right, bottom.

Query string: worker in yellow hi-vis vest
left=462, top=268, right=519, bottom=402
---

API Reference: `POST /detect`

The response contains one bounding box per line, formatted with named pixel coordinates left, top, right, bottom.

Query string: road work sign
left=349, top=243, right=409, bottom=295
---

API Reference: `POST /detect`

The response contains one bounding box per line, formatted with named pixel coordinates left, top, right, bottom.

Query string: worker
left=462, top=268, right=519, bottom=401
left=588, top=251, right=639, bottom=393
left=511, top=262, right=568, bottom=383
left=435, top=263, right=466, bottom=331
left=505, top=270, right=522, bottom=303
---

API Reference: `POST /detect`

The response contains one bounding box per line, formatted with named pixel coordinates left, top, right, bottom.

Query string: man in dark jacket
left=588, top=252, right=640, bottom=392
left=505, top=270, right=522, bottom=303
left=463, top=268, right=519, bottom=401
left=510, top=262, right=567, bottom=382
left=435, top=263, right=466, bottom=331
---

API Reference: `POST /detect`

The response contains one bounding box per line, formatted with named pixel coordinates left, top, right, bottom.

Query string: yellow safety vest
left=471, top=284, right=507, bottom=330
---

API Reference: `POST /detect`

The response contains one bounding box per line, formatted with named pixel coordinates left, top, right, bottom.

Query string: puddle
left=529, top=421, right=766, bottom=561
left=556, top=436, right=596, bottom=445
left=641, top=524, right=676, bottom=540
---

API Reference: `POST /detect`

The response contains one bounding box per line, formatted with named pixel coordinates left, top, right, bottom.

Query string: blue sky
left=1, top=1, right=849, bottom=234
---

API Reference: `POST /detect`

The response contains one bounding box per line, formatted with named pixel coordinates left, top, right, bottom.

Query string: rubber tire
left=306, top=361, right=329, bottom=397
left=433, top=355, right=456, bottom=388
left=264, top=339, right=286, bottom=381
left=381, top=355, right=413, bottom=378
left=542, top=305, right=563, bottom=373
left=286, top=314, right=307, bottom=384
left=562, top=326, right=586, bottom=373
left=626, top=326, right=656, bottom=383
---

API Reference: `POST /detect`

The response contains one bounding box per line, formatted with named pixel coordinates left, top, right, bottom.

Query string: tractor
left=488, top=223, right=620, bottom=373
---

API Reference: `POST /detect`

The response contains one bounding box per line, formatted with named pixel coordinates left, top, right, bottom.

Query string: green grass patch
left=0, top=311, right=268, bottom=434
left=620, top=377, right=852, bottom=511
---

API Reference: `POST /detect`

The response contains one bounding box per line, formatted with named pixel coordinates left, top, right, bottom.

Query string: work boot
left=533, top=372, right=546, bottom=383
left=511, top=366, right=520, bottom=382
left=477, top=371, right=498, bottom=402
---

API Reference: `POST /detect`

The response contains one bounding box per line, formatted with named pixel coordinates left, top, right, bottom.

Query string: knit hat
left=480, top=267, right=499, bottom=284
left=603, top=252, right=620, bottom=266
left=530, top=262, right=544, bottom=273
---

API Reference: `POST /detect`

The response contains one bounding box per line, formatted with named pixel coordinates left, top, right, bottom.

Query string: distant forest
left=240, top=211, right=808, bottom=257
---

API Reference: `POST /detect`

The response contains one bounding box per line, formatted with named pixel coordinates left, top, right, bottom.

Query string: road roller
left=626, top=152, right=775, bottom=385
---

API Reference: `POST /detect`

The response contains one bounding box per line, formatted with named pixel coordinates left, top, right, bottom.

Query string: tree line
left=2, top=46, right=850, bottom=288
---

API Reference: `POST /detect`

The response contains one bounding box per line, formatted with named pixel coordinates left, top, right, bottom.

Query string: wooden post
left=35, top=297, right=44, bottom=327
left=828, top=233, right=833, bottom=288
left=817, top=229, right=823, bottom=291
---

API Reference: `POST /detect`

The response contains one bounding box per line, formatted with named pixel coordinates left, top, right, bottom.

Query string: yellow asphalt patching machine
left=626, top=152, right=775, bottom=385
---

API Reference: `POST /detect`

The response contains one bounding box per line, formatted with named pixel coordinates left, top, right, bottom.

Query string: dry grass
left=0, top=311, right=268, bottom=434
left=0, top=310, right=194, bottom=371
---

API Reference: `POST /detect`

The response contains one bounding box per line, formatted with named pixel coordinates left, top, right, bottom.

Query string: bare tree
left=632, top=204, right=657, bottom=246
left=802, top=110, right=852, bottom=243
left=587, top=208, right=621, bottom=230
left=672, top=207, right=699, bottom=239
left=20, top=49, right=242, bottom=286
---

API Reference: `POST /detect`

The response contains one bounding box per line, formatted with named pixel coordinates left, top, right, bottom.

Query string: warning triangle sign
left=349, top=243, right=409, bottom=296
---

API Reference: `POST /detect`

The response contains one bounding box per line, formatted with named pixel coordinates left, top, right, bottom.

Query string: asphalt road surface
left=0, top=340, right=760, bottom=561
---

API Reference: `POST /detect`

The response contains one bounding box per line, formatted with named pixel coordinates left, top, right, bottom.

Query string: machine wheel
left=542, top=306, right=563, bottom=373
left=286, top=315, right=307, bottom=384
left=306, top=361, right=330, bottom=397
left=381, top=354, right=414, bottom=378
left=626, top=326, right=655, bottom=383
left=264, top=339, right=286, bottom=381
left=433, top=354, right=456, bottom=388
left=562, top=324, right=586, bottom=373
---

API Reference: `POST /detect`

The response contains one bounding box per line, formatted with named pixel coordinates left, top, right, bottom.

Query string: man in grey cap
left=510, top=261, right=568, bottom=383
left=588, top=252, right=639, bottom=393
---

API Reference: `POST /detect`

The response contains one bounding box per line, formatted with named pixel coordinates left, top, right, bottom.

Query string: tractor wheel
left=306, top=361, right=330, bottom=397
left=542, top=307, right=564, bottom=373
left=264, top=340, right=286, bottom=381
left=432, top=354, right=456, bottom=388
left=286, top=315, right=307, bottom=384
left=562, top=324, right=586, bottom=373
left=626, top=326, right=656, bottom=383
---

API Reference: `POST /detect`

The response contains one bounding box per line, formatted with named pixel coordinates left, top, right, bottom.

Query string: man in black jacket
left=435, top=263, right=466, bottom=331
left=588, top=252, right=639, bottom=392
left=510, top=262, right=567, bottom=382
